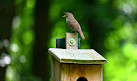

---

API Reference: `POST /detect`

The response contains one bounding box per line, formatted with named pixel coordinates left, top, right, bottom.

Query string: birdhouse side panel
left=51, top=56, right=60, bottom=81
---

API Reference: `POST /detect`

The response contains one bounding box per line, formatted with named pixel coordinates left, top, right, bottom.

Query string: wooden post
left=66, top=32, right=78, bottom=49
left=56, top=33, right=80, bottom=49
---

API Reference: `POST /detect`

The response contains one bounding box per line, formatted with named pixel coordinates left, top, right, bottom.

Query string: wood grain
left=51, top=57, right=103, bottom=81
left=51, top=56, right=60, bottom=81
left=60, top=64, right=103, bottom=81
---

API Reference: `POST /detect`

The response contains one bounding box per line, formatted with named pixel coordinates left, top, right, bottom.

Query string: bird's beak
left=62, top=15, right=66, bottom=17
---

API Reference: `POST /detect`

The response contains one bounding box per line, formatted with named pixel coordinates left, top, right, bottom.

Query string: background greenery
left=0, top=0, right=137, bottom=81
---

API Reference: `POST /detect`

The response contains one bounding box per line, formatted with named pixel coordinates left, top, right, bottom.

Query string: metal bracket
left=69, top=38, right=76, bottom=46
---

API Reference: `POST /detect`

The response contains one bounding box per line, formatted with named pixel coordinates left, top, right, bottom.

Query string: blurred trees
left=0, top=0, right=137, bottom=81
left=32, top=0, right=50, bottom=80
left=0, top=0, right=15, bottom=81
left=104, top=0, right=137, bottom=81
left=6, top=0, right=36, bottom=81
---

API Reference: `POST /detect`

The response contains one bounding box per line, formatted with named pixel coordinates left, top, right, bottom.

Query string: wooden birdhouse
left=48, top=33, right=107, bottom=81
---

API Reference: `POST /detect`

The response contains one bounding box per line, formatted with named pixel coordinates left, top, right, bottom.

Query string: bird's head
left=62, top=12, right=74, bottom=18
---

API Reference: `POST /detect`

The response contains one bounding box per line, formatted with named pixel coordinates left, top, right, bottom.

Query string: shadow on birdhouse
left=48, top=32, right=107, bottom=81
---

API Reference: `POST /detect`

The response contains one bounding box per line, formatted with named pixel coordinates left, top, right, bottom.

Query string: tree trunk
left=0, top=0, right=15, bottom=81
left=32, top=0, right=50, bottom=81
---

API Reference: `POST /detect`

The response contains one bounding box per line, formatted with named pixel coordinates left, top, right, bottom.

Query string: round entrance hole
left=77, top=77, right=88, bottom=81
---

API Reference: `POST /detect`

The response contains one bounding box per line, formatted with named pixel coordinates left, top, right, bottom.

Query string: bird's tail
left=78, top=28, right=85, bottom=40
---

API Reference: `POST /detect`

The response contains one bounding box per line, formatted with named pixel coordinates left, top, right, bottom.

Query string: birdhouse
left=48, top=33, right=107, bottom=81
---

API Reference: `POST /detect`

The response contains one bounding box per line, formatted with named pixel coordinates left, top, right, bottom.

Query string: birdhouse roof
left=48, top=48, right=107, bottom=64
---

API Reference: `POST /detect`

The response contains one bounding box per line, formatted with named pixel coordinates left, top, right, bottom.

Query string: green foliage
left=104, top=0, right=137, bottom=81
left=6, top=0, right=35, bottom=81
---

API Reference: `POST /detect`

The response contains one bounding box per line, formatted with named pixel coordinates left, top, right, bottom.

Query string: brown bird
left=63, top=12, right=85, bottom=40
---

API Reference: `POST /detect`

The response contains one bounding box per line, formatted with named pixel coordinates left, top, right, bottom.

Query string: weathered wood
left=51, top=58, right=103, bottom=81
left=51, top=56, right=60, bottom=81
left=60, top=64, right=103, bottom=81
left=66, top=32, right=78, bottom=49
left=48, top=48, right=107, bottom=64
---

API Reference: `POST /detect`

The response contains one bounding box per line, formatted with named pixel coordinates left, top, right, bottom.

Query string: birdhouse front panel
left=60, top=64, right=103, bottom=81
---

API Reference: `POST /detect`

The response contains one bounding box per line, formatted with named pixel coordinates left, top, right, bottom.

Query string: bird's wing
left=67, top=20, right=79, bottom=31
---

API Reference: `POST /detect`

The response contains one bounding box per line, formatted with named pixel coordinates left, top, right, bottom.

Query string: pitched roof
left=48, top=48, right=107, bottom=64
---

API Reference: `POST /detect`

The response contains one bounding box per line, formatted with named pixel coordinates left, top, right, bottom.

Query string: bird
left=62, top=12, right=85, bottom=40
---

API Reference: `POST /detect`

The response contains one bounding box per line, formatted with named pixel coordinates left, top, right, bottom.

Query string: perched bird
left=63, top=12, right=85, bottom=40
